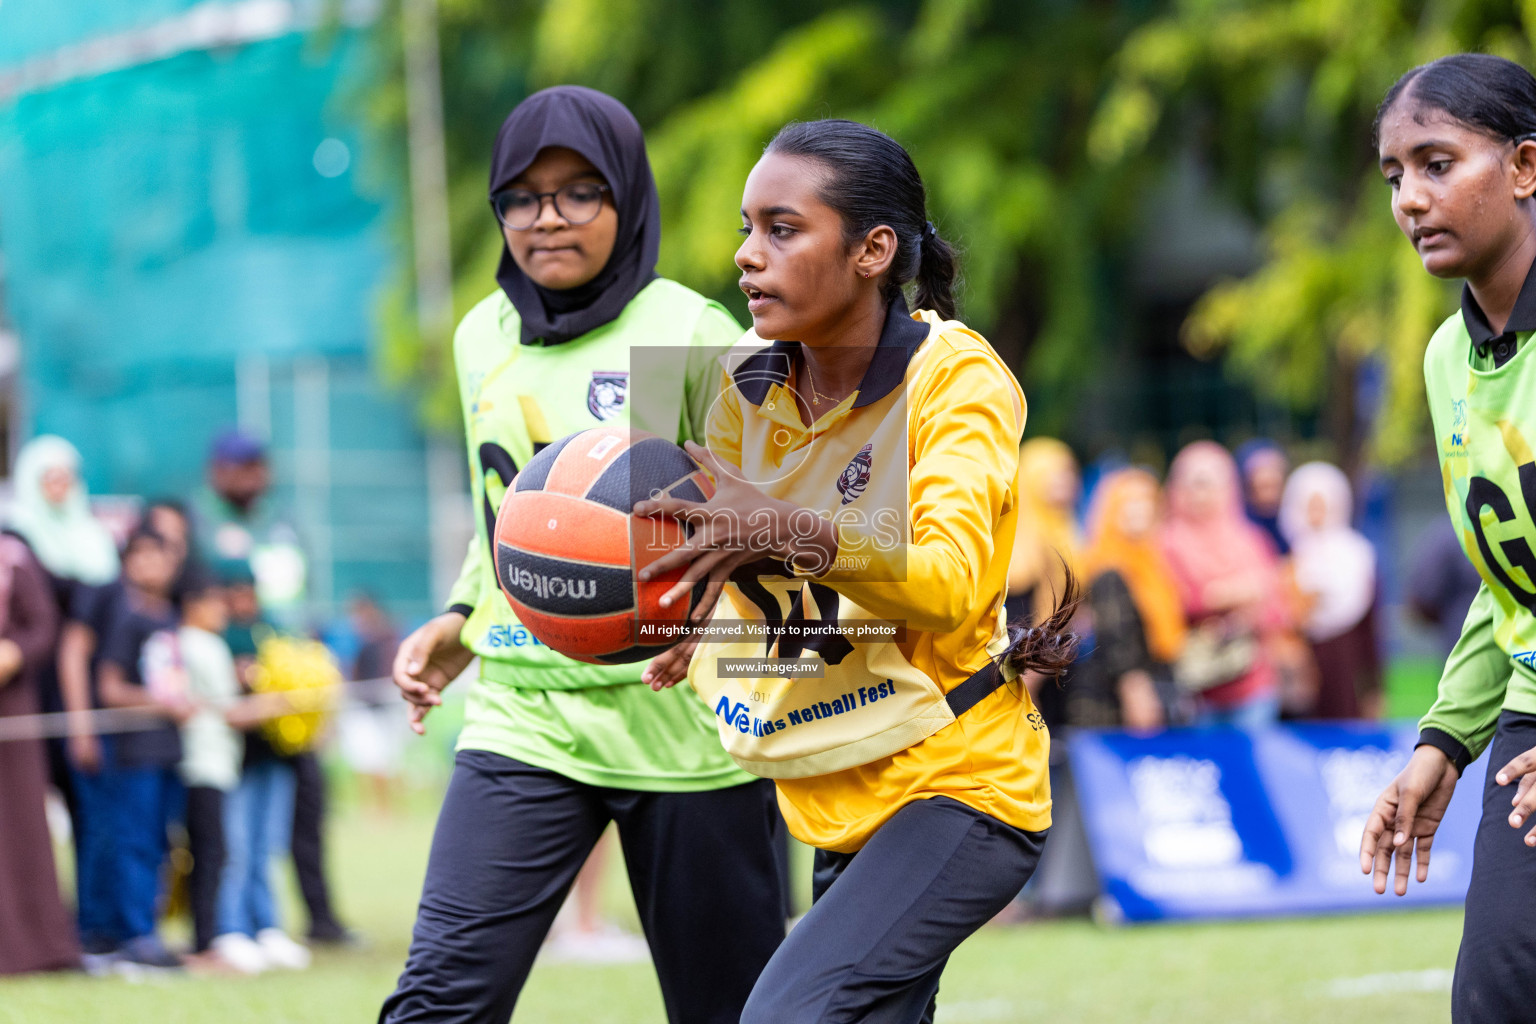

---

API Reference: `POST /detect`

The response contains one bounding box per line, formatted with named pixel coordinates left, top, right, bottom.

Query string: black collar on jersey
left=1460, top=254, right=1536, bottom=368
left=489, top=86, right=660, bottom=347
left=731, top=297, right=929, bottom=409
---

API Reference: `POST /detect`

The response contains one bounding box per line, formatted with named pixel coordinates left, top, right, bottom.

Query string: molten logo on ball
left=504, top=567, right=599, bottom=603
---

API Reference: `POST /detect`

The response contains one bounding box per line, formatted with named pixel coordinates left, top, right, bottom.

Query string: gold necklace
left=801, top=354, right=836, bottom=407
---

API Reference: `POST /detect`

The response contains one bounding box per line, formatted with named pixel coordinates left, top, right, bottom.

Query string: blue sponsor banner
left=1069, top=722, right=1486, bottom=922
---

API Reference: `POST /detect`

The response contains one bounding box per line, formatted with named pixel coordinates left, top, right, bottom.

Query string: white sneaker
left=541, top=923, right=651, bottom=964
left=255, top=928, right=311, bottom=970
left=211, top=932, right=268, bottom=975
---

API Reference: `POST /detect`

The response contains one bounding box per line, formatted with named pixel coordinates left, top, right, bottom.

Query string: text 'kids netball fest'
left=7, top=4, right=1536, bottom=1024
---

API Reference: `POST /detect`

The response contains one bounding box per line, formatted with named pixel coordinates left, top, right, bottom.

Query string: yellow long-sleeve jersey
left=686, top=300, right=1051, bottom=852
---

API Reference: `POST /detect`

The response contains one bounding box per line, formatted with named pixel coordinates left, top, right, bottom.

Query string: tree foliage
left=363, top=0, right=1536, bottom=463
left=1091, top=0, right=1536, bottom=463
left=363, top=0, right=1154, bottom=432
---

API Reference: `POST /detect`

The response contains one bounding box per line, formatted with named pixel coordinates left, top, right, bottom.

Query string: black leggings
left=184, top=786, right=225, bottom=953
left=379, top=750, right=785, bottom=1024
left=1454, top=710, right=1536, bottom=1023
left=742, top=796, right=1047, bottom=1024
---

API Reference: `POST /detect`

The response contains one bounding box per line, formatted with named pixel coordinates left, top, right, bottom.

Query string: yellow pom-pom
left=252, top=633, right=341, bottom=755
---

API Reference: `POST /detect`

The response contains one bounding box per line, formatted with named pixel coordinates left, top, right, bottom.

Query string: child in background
left=1235, top=440, right=1291, bottom=557
left=172, top=572, right=242, bottom=969
left=212, top=570, right=311, bottom=974
left=95, top=527, right=192, bottom=970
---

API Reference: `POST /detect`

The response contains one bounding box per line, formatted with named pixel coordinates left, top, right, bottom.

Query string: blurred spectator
left=8, top=438, right=120, bottom=593
left=350, top=593, right=396, bottom=682
left=194, top=435, right=350, bottom=945
left=543, top=832, right=650, bottom=963
left=1408, top=518, right=1483, bottom=658
left=213, top=571, right=312, bottom=974
left=173, top=572, right=242, bottom=966
left=192, top=430, right=305, bottom=626
left=336, top=593, right=403, bottom=814
left=1280, top=462, right=1383, bottom=719
left=1161, top=441, right=1287, bottom=728
left=95, top=527, right=189, bottom=969
left=6, top=437, right=119, bottom=834
left=58, top=572, right=128, bottom=958
left=0, top=527, right=78, bottom=975
left=145, top=499, right=197, bottom=602
left=290, top=730, right=353, bottom=945
left=1007, top=437, right=1082, bottom=731
left=1073, top=469, right=1190, bottom=730
left=1007, top=437, right=1082, bottom=622
left=1235, top=439, right=1290, bottom=557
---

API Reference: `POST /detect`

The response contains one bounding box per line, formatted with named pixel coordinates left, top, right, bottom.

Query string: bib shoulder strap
left=944, top=662, right=1007, bottom=718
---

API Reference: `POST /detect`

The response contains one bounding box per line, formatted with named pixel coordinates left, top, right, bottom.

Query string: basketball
left=492, top=426, right=715, bottom=664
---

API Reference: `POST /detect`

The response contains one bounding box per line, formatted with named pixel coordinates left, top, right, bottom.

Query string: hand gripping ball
left=492, top=426, right=715, bottom=664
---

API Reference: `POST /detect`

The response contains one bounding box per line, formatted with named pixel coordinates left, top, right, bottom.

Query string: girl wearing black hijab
left=381, top=87, right=785, bottom=1023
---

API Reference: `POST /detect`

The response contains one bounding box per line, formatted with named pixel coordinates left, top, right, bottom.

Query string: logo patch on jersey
left=587, top=371, right=628, bottom=421
left=837, top=443, right=873, bottom=505
left=1445, top=399, right=1470, bottom=456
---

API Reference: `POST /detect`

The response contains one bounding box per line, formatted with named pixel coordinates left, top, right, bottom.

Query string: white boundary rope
left=0, top=675, right=399, bottom=742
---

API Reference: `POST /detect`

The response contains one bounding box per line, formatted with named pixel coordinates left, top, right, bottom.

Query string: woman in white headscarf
left=7, top=435, right=121, bottom=926
left=1280, top=461, right=1381, bottom=718
left=9, top=436, right=118, bottom=593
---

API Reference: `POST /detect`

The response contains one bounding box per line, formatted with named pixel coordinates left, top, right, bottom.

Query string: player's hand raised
left=1360, top=745, right=1460, bottom=895
left=634, top=442, right=836, bottom=626
left=642, top=636, right=699, bottom=691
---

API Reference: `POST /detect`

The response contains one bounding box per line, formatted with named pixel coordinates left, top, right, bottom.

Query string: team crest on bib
left=837, top=443, right=873, bottom=505
left=587, top=371, right=628, bottom=421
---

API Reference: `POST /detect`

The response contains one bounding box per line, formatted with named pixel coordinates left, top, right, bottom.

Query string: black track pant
left=1454, top=711, right=1536, bottom=1023
left=291, top=750, right=346, bottom=938
left=185, top=785, right=225, bottom=953
left=742, top=796, right=1047, bottom=1024
left=379, top=750, right=785, bottom=1024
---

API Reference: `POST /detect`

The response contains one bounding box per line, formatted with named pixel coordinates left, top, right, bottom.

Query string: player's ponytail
left=998, top=562, right=1080, bottom=681
left=766, top=119, right=958, bottom=319
left=914, top=224, right=958, bottom=321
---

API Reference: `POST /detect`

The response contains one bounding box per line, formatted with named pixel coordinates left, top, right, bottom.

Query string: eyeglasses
left=490, top=183, right=611, bottom=230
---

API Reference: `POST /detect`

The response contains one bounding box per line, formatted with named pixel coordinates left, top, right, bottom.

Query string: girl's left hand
left=633, top=441, right=816, bottom=627
left=642, top=636, right=699, bottom=691
left=1495, top=746, right=1536, bottom=847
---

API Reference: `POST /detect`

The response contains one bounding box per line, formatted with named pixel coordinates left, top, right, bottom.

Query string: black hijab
left=490, top=86, right=660, bottom=346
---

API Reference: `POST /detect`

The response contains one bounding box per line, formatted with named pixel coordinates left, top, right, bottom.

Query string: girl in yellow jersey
left=635, top=119, right=1074, bottom=1024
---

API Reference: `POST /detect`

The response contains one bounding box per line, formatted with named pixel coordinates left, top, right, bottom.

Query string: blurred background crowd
left=1016, top=434, right=1474, bottom=736
left=0, top=427, right=400, bottom=976
left=995, top=433, right=1479, bottom=919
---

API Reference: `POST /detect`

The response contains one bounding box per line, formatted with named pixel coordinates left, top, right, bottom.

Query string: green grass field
left=0, top=770, right=1467, bottom=1024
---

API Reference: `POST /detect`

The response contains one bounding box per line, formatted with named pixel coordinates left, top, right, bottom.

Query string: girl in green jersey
left=380, top=87, right=784, bottom=1024
left=1363, top=54, right=1536, bottom=1022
